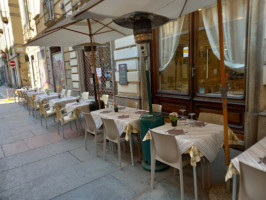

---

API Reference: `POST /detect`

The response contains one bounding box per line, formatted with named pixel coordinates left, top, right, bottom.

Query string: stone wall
left=113, top=36, right=142, bottom=108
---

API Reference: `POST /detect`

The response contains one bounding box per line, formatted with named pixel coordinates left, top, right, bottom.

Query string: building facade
left=0, top=0, right=30, bottom=88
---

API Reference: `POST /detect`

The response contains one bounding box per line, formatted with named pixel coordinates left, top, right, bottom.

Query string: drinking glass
left=179, top=109, right=186, bottom=126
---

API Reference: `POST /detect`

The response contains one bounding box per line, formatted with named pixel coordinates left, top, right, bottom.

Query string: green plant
left=169, top=112, right=178, bottom=122
left=113, top=102, right=118, bottom=109
left=9, top=47, right=12, bottom=55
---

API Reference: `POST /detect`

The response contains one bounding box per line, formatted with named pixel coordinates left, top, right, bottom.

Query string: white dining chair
left=66, top=90, right=72, bottom=97
left=150, top=130, right=190, bottom=200
left=238, top=162, right=266, bottom=200
left=198, top=112, right=223, bottom=125
left=82, top=92, right=89, bottom=100
left=126, top=101, right=138, bottom=109
left=152, top=104, right=162, bottom=113
left=101, top=118, right=134, bottom=169
left=61, top=89, right=66, bottom=97
left=83, top=112, right=103, bottom=156
left=101, top=94, right=109, bottom=108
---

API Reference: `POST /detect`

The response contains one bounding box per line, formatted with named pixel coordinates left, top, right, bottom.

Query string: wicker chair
left=54, top=104, right=78, bottom=138
left=38, top=101, right=56, bottom=128
left=126, top=101, right=139, bottom=109
left=101, top=95, right=109, bottom=108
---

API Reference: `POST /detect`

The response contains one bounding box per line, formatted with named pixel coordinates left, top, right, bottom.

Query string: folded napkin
left=135, top=111, right=147, bottom=114
left=195, top=121, right=206, bottom=127
left=100, top=110, right=112, bottom=114
left=167, top=129, right=185, bottom=136
left=118, top=106, right=126, bottom=110
left=118, top=115, right=129, bottom=119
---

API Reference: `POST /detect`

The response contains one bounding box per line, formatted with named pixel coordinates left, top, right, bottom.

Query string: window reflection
left=159, top=16, right=189, bottom=94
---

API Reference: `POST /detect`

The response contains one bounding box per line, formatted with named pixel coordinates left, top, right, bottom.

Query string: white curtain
left=202, top=0, right=247, bottom=72
left=159, top=16, right=184, bottom=72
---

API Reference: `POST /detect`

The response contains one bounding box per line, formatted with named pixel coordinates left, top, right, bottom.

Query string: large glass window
left=159, top=15, right=189, bottom=94
left=197, top=0, right=247, bottom=97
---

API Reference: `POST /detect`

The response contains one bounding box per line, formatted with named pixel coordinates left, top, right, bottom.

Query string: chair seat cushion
left=62, top=115, right=76, bottom=124
left=46, top=110, right=56, bottom=116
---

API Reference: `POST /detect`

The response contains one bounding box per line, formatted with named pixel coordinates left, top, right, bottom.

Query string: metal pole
left=217, top=0, right=230, bottom=166
left=87, top=19, right=101, bottom=109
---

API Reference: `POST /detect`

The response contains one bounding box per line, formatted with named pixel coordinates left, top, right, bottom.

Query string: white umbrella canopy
left=73, top=0, right=217, bottom=20
left=25, top=14, right=133, bottom=46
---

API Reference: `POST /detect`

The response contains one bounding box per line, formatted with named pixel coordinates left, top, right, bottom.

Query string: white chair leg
left=118, top=142, right=121, bottom=170
left=180, top=168, right=184, bottom=200
left=103, top=134, right=106, bottom=161
left=150, top=143, right=155, bottom=189
left=84, top=129, right=88, bottom=150
left=94, top=132, right=98, bottom=156
left=129, top=136, right=134, bottom=166
left=40, top=115, right=43, bottom=126
left=45, top=117, right=48, bottom=129
left=193, top=166, right=198, bottom=200
left=62, top=124, right=65, bottom=138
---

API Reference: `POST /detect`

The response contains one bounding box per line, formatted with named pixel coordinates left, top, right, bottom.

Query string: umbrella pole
left=87, top=19, right=102, bottom=109
left=217, top=0, right=230, bottom=166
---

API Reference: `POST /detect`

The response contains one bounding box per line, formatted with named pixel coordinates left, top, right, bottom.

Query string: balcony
left=23, top=25, right=32, bottom=42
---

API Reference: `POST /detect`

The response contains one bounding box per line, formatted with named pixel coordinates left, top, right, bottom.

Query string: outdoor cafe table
left=143, top=122, right=239, bottom=200
left=26, top=91, right=45, bottom=97
left=90, top=107, right=147, bottom=141
left=225, top=136, right=266, bottom=200
left=34, top=93, right=59, bottom=102
left=49, top=96, right=77, bottom=108
left=65, top=100, right=94, bottom=114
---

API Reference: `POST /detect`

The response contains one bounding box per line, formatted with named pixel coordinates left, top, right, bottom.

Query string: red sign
left=9, top=60, right=15, bottom=67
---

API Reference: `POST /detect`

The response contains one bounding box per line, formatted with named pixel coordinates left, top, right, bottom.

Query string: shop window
left=159, top=15, right=189, bottom=94
left=43, top=0, right=55, bottom=26
left=197, top=0, right=247, bottom=97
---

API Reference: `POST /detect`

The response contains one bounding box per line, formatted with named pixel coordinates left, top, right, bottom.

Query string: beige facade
left=0, top=0, right=30, bottom=87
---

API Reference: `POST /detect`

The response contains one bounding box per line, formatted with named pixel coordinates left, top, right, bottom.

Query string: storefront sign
left=183, top=47, right=189, bottom=57
left=119, top=64, right=127, bottom=85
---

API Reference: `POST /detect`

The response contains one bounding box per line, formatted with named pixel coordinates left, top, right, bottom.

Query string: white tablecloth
left=65, top=100, right=94, bottom=113
left=149, top=122, right=226, bottom=166
left=91, top=107, right=146, bottom=140
left=226, top=136, right=266, bottom=181
left=26, top=91, right=45, bottom=97
left=49, top=97, right=77, bottom=108
left=35, top=93, right=58, bottom=102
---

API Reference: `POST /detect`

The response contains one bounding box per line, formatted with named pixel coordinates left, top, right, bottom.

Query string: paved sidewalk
left=0, top=101, right=240, bottom=200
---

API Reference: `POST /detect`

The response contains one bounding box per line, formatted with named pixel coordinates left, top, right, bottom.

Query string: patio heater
left=114, top=12, right=169, bottom=171
left=72, top=43, right=105, bottom=111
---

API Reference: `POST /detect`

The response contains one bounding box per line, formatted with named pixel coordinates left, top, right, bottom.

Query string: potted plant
left=76, top=96, right=80, bottom=103
left=45, top=89, right=50, bottom=95
left=58, top=94, right=61, bottom=98
left=114, top=102, right=118, bottom=112
left=169, top=112, right=178, bottom=127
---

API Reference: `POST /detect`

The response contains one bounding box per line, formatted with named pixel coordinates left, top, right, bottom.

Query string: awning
left=25, top=16, right=133, bottom=46
left=25, top=0, right=217, bottom=47
left=73, top=0, right=217, bottom=20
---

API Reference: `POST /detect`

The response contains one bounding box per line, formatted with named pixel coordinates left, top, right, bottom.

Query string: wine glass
left=188, top=113, right=195, bottom=129
left=179, top=109, right=186, bottom=126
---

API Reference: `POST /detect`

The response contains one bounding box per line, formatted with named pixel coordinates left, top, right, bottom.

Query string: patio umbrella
left=73, top=0, right=229, bottom=166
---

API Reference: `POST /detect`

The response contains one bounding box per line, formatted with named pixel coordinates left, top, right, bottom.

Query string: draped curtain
left=159, top=16, right=184, bottom=72
left=202, top=0, right=247, bottom=72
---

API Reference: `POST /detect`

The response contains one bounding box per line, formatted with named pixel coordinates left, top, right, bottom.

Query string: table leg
left=232, top=174, right=237, bottom=200
left=193, top=166, right=198, bottom=200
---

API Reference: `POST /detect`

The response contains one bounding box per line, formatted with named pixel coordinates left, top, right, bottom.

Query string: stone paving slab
left=2, top=140, right=30, bottom=157
left=0, top=137, right=84, bottom=173
left=0, top=152, right=80, bottom=193
left=0, top=158, right=117, bottom=200
left=0, top=147, right=4, bottom=159
left=53, top=175, right=135, bottom=200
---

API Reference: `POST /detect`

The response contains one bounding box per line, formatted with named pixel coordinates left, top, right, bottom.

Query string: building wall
left=113, top=35, right=143, bottom=108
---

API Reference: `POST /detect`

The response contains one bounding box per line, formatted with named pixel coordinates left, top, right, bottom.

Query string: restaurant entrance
left=83, top=44, right=113, bottom=99
left=151, top=1, right=247, bottom=138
